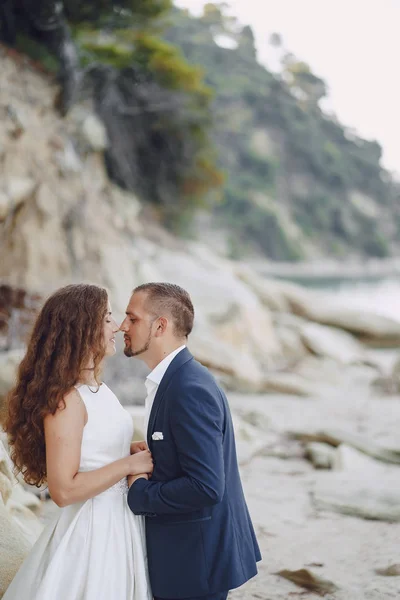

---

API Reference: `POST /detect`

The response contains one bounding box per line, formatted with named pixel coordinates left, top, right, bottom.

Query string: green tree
left=237, top=25, right=256, bottom=60
left=282, top=54, right=327, bottom=107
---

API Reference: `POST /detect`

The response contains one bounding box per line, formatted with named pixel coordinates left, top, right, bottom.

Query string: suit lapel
left=147, top=347, right=193, bottom=447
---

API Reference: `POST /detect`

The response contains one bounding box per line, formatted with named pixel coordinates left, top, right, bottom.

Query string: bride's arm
left=44, top=389, right=153, bottom=507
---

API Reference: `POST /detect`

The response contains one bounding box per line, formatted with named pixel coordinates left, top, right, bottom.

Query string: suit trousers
left=154, top=592, right=228, bottom=600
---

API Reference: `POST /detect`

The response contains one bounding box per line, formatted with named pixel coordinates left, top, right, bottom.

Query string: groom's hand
left=130, top=441, right=148, bottom=454
left=128, top=473, right=149, bottom=488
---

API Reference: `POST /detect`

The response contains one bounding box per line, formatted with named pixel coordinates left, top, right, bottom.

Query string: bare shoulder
left=45, top=388, right=87, bottom=426
left=63, top=387, right=84, bottom=407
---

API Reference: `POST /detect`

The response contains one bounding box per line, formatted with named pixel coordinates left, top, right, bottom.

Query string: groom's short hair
left=133, top=282, right=194, bottom=338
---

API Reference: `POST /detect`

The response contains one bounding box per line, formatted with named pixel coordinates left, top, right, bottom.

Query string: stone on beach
left=305, top=442, right=336, bottom=469
left=275, top=567, right=339, bottom=595
left=332, top=444, right=393, bottom=473
left=375, top=564, right=400, bottom=577
left=286, top=289, right=400, bottom=345
left=289, top=428, right=400, bottom=465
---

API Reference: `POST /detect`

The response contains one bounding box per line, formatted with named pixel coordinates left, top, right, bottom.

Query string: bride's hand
left=130, top=440, right=148, bottom=454
left=126, top=449, right=153, bottom=476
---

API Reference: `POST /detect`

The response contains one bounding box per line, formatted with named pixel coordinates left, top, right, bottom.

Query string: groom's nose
left=119, top=318, right=128, bottom=332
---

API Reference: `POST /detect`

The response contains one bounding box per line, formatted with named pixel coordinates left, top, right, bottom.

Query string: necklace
left=87, top=383, right=101, bottom=394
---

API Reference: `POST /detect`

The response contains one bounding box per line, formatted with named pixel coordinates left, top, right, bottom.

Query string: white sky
left=175, top=0, right=400, bottom=175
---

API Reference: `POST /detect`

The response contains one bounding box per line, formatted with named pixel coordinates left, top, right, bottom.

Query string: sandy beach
left=35, top=368, right=400, bottom=600
left=228, top=379, right=400, bottom=600
left=2, top=13, right=400, bottom=598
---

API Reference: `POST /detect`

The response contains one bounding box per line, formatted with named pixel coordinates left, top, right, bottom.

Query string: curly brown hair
left=3, top=283, right=108, bottom=487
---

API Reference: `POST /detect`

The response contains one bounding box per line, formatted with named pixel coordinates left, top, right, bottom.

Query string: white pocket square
left=152, top=432, right=164, bottom=441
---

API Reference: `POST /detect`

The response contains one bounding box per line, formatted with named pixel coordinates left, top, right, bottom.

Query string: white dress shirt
left=144, top=345, right=186, bottom=436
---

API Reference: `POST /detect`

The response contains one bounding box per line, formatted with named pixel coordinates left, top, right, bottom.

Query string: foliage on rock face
left=164, top=3, right=400, bottom=260
left=4, top=0, right=223, bottom=230
left=72, top=0, right=224, bottom=226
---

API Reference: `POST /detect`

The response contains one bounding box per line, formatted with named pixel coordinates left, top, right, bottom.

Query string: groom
left=121, top=282, right=261, bottom=600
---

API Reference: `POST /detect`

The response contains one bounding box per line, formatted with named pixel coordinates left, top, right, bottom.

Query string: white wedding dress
left=3, top=383, right=152, bottom=600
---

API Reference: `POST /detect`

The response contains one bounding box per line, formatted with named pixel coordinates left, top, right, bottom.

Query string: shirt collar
left=146, top=345, right=186, bottom=388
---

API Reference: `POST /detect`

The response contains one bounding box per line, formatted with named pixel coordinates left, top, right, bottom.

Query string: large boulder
left=237, top=265, right=400, bottom=346
left=234, top=264, right=292, bottom=313
left=332, top=444, right=391, bottom=473
left=9, top=482, right=42, bottom=513
left=0, top=501, right=32, bottom=599
left=0, top=442, right=43, bottom=598
left=188, top=327, right=265, bottom=392
left=5, top=177, right=36, bottom=206
left=305, top=442, right=336, bottom=469
left=273, top=325, right=308, bottom=366
left=290, top=428, right=400, bottom=464
left=299, top=322, right=366, bottom=364
left=281, top=285, right=400, bottom=345
left=312, top=473, right=400, bottom=521
left=7, top=501, right=44, bottom=545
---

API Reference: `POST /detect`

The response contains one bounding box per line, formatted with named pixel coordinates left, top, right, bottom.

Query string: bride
left=2, top=283, right=153, bottom=600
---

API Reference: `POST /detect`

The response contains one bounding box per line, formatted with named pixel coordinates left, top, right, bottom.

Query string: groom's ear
left=154, top=316, right=168, bottom=336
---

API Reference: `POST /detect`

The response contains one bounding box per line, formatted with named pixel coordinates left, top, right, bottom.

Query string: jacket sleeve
left=127, top=382, right=225, bottom=515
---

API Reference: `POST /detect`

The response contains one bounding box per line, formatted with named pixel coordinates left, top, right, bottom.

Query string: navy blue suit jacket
left=127, top=348, right=261, bottom=599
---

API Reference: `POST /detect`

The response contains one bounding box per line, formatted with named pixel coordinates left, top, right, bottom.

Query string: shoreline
left=244, top=256, right=400, bottom=286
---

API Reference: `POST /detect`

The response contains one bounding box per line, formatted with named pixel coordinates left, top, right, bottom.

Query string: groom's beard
left=124, top=328, right=152, bottom=358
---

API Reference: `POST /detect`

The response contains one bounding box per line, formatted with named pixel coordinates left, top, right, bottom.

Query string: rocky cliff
left=1, top=46, right=400, bottom=406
